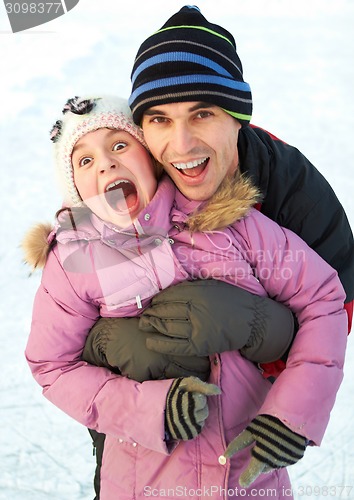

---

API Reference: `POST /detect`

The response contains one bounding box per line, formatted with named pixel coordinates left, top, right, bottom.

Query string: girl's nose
left=99, top=156, right=117, bottom=174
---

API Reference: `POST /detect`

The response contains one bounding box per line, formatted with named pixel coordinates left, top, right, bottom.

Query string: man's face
left=141, top=102, right=241, bottom=201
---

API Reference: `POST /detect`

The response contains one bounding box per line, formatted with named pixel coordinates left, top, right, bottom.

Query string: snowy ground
left=1, top=1, right=354, bottom=498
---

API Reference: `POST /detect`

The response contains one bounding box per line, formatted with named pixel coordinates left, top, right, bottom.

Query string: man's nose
left=169, top=122, right=196, bottom=154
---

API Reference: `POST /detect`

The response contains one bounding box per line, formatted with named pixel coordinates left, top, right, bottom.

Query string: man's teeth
left=172, top=158, right=208, bottom=170
left=105, top=179, right=130, bottom=192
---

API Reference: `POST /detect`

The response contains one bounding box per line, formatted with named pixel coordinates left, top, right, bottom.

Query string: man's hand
left=82, top=317, right=210, bottom=382
left=140, top=280, right=294, bottom=362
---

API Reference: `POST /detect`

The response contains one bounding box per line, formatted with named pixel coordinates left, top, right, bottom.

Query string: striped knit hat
left=129, top=5, right=252, bottom=126
left=49, top=95, right=147, bottom=205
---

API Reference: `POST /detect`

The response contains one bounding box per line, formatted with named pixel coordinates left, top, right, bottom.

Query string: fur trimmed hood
left=22, top=173, right=261, bottom=271
left=21, top=223, right=53, bottom=271
left=187, top=173, right=261, bottom=233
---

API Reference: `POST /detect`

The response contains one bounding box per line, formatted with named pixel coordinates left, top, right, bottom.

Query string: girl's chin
left=105, top=205, right=142, bottom=229
left=86, top=198, right=141, bottom=228
left=103, top=210, right=137, bottom=228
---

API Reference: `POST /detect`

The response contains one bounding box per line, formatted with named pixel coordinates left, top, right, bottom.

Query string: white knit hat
left=50, top=95, right=148, bottom=205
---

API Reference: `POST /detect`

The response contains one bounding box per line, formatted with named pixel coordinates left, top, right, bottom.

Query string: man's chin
left=168, top=164, right=211, bottom=193
left=174, top=181, right=214, bottom=202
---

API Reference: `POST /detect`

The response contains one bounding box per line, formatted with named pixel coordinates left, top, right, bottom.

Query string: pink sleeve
left=25, top=250, right=173, bottom=454
left=240, top=210, right=347, bottom=444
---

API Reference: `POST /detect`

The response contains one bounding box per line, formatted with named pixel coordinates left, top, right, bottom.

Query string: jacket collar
left=56, top=175, right=177, bottom=246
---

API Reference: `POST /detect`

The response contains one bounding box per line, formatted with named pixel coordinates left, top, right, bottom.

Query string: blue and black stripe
left=129, top=6, right=252, bottom=126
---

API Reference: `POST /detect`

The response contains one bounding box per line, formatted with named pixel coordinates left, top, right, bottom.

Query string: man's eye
left=113, top=141, right=127, bottom=151
left=196, top=111, right=212, bottom=119
left=151, top=116, right=168, bottom=123
left=79, top=157, right=92, bottom=167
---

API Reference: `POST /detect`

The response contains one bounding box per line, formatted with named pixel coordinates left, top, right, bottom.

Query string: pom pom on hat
left=129, top=5, right=252, bottom=126
left=51, top=95, right=148, bottom=205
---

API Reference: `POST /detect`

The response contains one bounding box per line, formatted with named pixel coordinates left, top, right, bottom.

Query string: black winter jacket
left=239, top=125, right=354, bottom=303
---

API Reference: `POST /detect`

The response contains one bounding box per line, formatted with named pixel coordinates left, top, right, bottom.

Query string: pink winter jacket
left=25, top=176, right=347, bottom=499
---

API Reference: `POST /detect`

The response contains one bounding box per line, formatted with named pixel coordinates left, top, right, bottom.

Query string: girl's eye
left=79, top=157, right=93, bottom=167
left=113, top=141, right=127, bottom=151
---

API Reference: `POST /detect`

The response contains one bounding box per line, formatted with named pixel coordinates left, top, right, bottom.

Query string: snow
left=1, top=0, right=353, bottom=498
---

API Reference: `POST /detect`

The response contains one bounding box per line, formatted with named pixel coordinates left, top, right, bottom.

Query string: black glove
left=165, top=377, right=221, bottom=441
left=82, top=317, right=210, bottom=383
left=220, top=414, right=307, bottom=487
left=139, top=280, right=295, bottom=362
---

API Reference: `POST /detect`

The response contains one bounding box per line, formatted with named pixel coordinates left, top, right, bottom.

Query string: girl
left=24, top=95, right=347, bottom=499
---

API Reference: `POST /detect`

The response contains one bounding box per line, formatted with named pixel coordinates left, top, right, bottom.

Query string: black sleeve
left=239, top=126, right=354, bottom=302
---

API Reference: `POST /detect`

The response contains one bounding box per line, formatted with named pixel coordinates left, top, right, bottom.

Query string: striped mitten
left=221, top=414, right=307, bottom=487
left=165, top=377, right=221, bottom=441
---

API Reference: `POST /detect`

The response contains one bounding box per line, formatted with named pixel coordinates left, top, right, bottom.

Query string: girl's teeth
left=106, top=179, right=130, bottom=192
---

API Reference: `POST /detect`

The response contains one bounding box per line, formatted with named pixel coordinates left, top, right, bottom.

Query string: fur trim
left=187, top=173, right=262, bottom=232
left=21, top=223, right=53, bottom=271
left=20, top=175, right=259, bottom=269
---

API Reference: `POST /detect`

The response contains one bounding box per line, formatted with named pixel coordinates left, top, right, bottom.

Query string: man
left=84, top=5, right=353, bottom=496
left=129, top=5, right=353, bottom=323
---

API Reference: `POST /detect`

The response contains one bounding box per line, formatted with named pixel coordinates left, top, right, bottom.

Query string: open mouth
left=105, top=179, right=138, bottom=212
left=172, top=157, right=209, bottom=177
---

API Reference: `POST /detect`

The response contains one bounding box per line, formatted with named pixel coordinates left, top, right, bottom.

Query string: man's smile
left=171, top=157, right=209, bottom=177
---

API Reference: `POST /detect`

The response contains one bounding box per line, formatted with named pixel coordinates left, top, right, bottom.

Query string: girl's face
left=72, top=128, right=157, bottom=228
